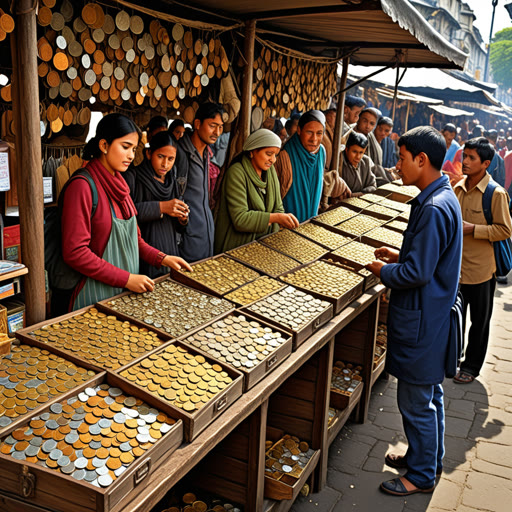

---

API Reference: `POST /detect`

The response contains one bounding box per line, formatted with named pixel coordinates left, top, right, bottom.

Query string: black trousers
left=459, top=277, right=496, bottom=377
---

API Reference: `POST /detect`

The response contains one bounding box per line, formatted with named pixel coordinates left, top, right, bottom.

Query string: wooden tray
left=114, top=340, right=244, bottom=442
left=330, top=378, right=363, bottom=411
left=324, top=253, right=380, bottom=292
left=361, top=229, right=403, bottom=251
left=0, top=373, right=183, bottom=512
left=294, top=221, right=356, bottom=251
left=96, top=276, right=234, bottom=342
left=242, top=290, right=333, bottom=350
left=15, top=305, right=172, bottom=375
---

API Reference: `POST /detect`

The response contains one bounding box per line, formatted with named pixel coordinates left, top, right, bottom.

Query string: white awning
left=376, top=87, right=442, bottom=105
left=429, top=105, right=474, bottom=117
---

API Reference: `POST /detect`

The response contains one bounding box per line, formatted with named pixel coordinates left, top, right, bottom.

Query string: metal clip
left=134, top=459, right=151, bottom=486
left=215, top=394, right=228, bottom=412
left=266, top=354, right=278, bottom=370
left=20, top=466, right=36, bottom=499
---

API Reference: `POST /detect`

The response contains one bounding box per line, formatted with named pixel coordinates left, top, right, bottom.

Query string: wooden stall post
left=236, top=19, right=256, bottom=153
left=391, top=65, right=400, bottom=122
left=331, top=57, right=349, bottom=174
left=405, top=101, right=411, bottom=132
left=10, top=0, right=46, bottom=324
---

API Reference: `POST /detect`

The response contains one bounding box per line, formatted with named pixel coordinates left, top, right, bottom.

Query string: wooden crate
left=324, top=253, right=380, bottom=292
left=180, top=312, right=293, bottom=391
left=114, top=340, right=244, bottom=442
left=0, top=373, right=183, bottom=512
left=329, top=379, right=363, bottom=411
left=361, top=228, right=403, bottom=251
left=295, top=221, right=356, bottom=251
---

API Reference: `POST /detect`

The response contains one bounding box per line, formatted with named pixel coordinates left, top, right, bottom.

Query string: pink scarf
left=86, top=158, right=137, bottom=218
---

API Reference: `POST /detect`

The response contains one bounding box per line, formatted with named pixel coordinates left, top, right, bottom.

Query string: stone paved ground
left=291, top=279, right=512, bottom=512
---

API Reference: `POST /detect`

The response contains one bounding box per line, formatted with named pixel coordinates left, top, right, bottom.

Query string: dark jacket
left=176, top=133, right=214, bottom=262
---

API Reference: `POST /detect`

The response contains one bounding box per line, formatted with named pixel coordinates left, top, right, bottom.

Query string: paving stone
left=345, top=422, right=403, bottom=443
left=492, top=361, right=512, bottom=374
left=444, top=416, right=473, bottom=438
left=487, top=380, right=512, bottom=398
left=442, top=457, right=473, bottom=472
left=469, top=421, right=512, bottom=445
left=444, top=435, right=476, bottom=463
left=290, top=485, right=342, bottom=512
left=442, top=383, right=466, bottom=400
left=441, top=468, right=468, bottom=485
left=328, top=438, right=372, bottom=471
left=461, top=472, right=512, bottom=512
left=490, top=347, right=512, bottom=362
left=362, top=455, right=398, bottom=474
left=472, top=457, right=512, bottom=481
left=444, top=398, right=476, bottom=421
left=428, top=478, right=463, bottom=510
left=368, top=439, right=408, bottom=461
left=371, top=411, right=404, bottom=431
left=476, top=441, right=512, bottom=468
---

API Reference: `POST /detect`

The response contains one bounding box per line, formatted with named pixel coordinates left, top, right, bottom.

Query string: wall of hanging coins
left=36, top=0, right=232, bottom=136
left=249, top=43, right=337, bottom=120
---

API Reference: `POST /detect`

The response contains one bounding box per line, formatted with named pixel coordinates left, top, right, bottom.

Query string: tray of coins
left=330, top=361, right=364, bottom=411
left=313, top=205, right=358, bottom=226
left=0, top=374, right=183, bottom=512
left=280, top=260, right=365, bottom=314
left=223, top=276, right=286, bottom=307
left=182, top=312, right=292, bottom=391
left=171, top=255, right=261, bottom=297
left=258, top=229, right=328, bottom=264
left=385, top=219, right=408, bottom=233
left=362, top=202, right=402, bottom=221
left=323, top=256, right=379, bottom=292
left=0, top=341, right=97, bottom=437
left=330, top=239, right=379, bottom=268
left=335, top=214, right=386, bottom=238
left=362, top=226, right=404, bottom=250
left=374, top=323, right=387, bottom=371
left=154, top=489, right=244, bottom=512
left=226, top=241, right=300, bottom=278
left=339, top=196, right=375, bottom=210
left=117, top=341, right=243, bottom=441
left=243, top=286, right=333, bottom=350
left=98, top=277, right=234, bottom=341
left=294, top=222, right=354, bottom=251
left=379, top=197, right=411, bottom=214
left=376, top=183, right=419, bottom=202
left=264, top=428, right=320, bottom=501
left=360, top=193, right=389, bottom=203
left=16, top=306, right=170, bottom=375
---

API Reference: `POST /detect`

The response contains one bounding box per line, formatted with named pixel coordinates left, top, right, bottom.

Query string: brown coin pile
left=228, top=242, right=299, bottom=277
left=314, top=206, right=357, bottom=226
left=0, top=383, right=176, bottom=487
left=247, top=286, right=331, bottom=332
left=294, top=223, right=352, bottom=250
left=281, top=261, right=364, bottom=299
left=337, top=215, right=385, bottom=236
left=160, top=493, right=242, bottom=512
left=364, top=203, right=401, bottom=218
left=180, top=256, right=260, bottom=295
left=331, top=361, right=363, bottom=397
left=332, top=240, right=379, bottom=266
left=340, top=197, right=373, bottom=209
left=185, top=314, right=288, bottom=370
left=364, top=227, right=403, bottom=248
left=224, top=276, right=284, bottom=306
left=30, top=308, right=163, bottom=371
left=386, top=219, right=408, bottom=233
left=0, top=344, right=95, bottom=429
left=265, top=435, right=315, bottom=481
left=120, top=344, right=232, bottom=413
left=260, top=229, right=326, bottom=264
left=106, top=280, right=233, bottom=337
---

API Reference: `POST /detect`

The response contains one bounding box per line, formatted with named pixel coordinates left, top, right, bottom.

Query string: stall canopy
left=348, top=65, right=501, bottom=106
left=375, top=87, right=442, bottom=105
left=172, top=0, right=467, bottom=68
left=429, top=105, right=475, bottom=117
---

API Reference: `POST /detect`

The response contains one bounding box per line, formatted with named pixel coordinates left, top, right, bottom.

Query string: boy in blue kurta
left=367, top=126, right=463, bottom=496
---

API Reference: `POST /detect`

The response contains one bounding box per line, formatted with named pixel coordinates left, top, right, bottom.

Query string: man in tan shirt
left=453, top=137, right=512, bottom=384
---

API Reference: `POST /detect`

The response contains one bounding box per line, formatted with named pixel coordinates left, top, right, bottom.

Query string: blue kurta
left=380, top=175, right=462, bottom=385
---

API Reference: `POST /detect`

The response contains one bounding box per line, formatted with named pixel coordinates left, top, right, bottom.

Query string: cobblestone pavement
left=291, top=279, right=512, bottom=512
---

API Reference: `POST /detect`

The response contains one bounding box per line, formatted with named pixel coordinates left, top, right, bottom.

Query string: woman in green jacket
left=215, top=129, right=299, bottom=253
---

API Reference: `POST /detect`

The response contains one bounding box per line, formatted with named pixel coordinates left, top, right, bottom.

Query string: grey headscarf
left=298, top=110, right=326, bottom=128
left=243, top=128, right=282, bottom=151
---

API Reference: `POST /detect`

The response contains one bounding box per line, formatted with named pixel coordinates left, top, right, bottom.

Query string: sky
left=463, top=0, right=512, bottom=42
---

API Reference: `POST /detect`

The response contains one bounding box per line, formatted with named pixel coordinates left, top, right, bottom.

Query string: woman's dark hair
left=378, top=116, right=393, bottom=128
left=345, top=95, right=367, bottom=109
left=148, top=131, right=176, bottom=152
left=83, top=113, right=140, bottom=160
left=168, top=119, right=185, bottom=134
left=147, top=115, right=168, bottom=133
left=398, top=126, right=446, bottom=171
left=346, top=132, right=368, bottom=149
left=464, top=137, right=495, bottom=164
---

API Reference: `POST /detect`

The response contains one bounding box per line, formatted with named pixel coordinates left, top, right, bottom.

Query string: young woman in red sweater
left=59, top=113, right=191, bottom=313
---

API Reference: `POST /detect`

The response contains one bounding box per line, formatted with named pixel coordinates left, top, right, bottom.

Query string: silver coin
left=92, top=457, right=106, bottom=468
left=124, top=397, right=137, bottom=407
left=119, top=442, right=132, bottom=452
left=78, top=392, right=89, bottom=402
left=42, top=440, right=57, bottom=453
left=49, top=449, right=63, bottom=461
left=29, top=437, right=43, bottom=447
left=114, top=465, right=127, bottom=477
left=282, top=464, right=293, bottom=473
left=65, top=433, right=79, bottom=444
left=57, top=456, right=71, bottom=467
left=74, top=457, right=88, bottom=469
left=98, top=418, right=111, bottom=429
left=50, top=403, right=63, bottom=414
left=40, top=413, right=50, bottom=421
left=0, top=417, right=12, bottom=427
left=98, top=474, right=113, bottom=487
left=113, top=413, right=126, bottom=424
left=136, top=433, right=149, bottom=443
left=12, top=451, right=26, bottom=460
left=84, top=470, right=97, bottom=482
left=109, top=387, right=123, bottom=397
left=89, top=441, right=102, bottom=450
left=72, top=469, right=86, bottom=480
left=89, top=424, right=102, bottom=435
left=24, top=445, right=40, bottom=458
left=96, top=465, right=109, bottom=476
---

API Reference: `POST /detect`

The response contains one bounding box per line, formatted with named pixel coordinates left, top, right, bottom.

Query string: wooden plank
left=274, top=377, right=316, bottom=402
left=0, top=267, right=28, bottom=282
left=269, top=395, right=315, bottom=422
left=196, top=474, right=246, bottom=505
left=202, top=454, right=247, bottom=486
left=247, top=400, right=268, bottom=512
left=268, top=413, right=312, bottom=442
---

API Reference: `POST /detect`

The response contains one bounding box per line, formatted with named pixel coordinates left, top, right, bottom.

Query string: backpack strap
left=482, top=179, right=499, bottom=226
left=59, top=168, right=98, bottom=217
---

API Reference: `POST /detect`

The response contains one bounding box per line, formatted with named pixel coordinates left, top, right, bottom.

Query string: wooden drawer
left=0, top=373, right=183, bottom=512
left=330, top=379, right=363, bottom=411
left=324, top=253, right=380, bottom=292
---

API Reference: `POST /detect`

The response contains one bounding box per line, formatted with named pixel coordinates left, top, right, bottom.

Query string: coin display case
left=376, top=182, right=419, bottom=202
left=362, top=202, right=401, bottom=221
left=0, top=341, right=97, bottom=437
left=280, top=260, right=364, bottom=314
left=223, top=277, right=286, bottom=307
left=339, top=197, right=374, bottom=210
left=0, top=373, right=183, bottom=512
left=323, top=256, right=379, bottom=292
left=385, top=219, right=408, bottom=233
left=361, top=226, right=403, bottom=250
left=258, top=229, right=327, bottom=264
left=227, top=242, right=300, bottom=278
left=183, top=312, right=293, bottom=391
left=358, top=193, right=388, bottom=204
left=329, top=361, right=364, bottom=411
left=16, top=306, right=170, bottom=374
left=116, top=341, right=244, bottom=441
left=335, top=214, right=386, bottom=237
left=171, top=256, right=261, bottom=297
left=97, top=277, right=234, bottom=340
left=243, top=286, right=333, bottom=349
left=378, top=197, right=411, bottom=213
left=293, top=222, right=354, bottom=251
left=313, top=206, right=358, bottom=227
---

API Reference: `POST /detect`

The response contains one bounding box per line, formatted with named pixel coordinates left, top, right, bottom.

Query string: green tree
left=489, top=27, right=512, bottom=89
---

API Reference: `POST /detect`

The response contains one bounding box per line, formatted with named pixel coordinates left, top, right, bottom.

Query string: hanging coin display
left=105, top=280, right=232, bottom=337
left=28, top=308, right=164, bottom=371
left=265, top=435, right=315, bottom=481
left=336, top=215, right=385, bottom=236
left=227, top=242, right=298, bottom=278
left=259, top=230, right=326, bottom=264
left=293, top=223, right=352, bottom=251
left=120, top=344, right=233, bottom=413
left=0, top=383, right=176, bottom=487
left=0, top=344, right=95, bottom=429
left=313, top=206, right=357, bottom=227
left=184, top=314, right=288, bottom=370
left=247, top=286, right=331, bottom=333
left=224, top=276, right=284, bottom=307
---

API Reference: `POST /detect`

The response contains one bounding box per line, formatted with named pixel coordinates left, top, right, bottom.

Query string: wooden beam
left=11, top=0, right=46, bottom=324
left=331, top=57, right=350, bottom=174
left=236, top=19, right=256, bottom=153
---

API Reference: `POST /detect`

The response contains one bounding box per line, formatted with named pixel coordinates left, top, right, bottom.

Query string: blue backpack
left=482, top=179, right=512, bottom=277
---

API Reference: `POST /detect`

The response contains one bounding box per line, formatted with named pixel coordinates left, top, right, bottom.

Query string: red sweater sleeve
left=137, top=226, right=165, bottom=267
left=61, top=178, right=130, bottom=288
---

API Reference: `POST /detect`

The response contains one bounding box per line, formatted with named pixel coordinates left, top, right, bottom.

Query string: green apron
left=74, top=201, right=140, bottom=310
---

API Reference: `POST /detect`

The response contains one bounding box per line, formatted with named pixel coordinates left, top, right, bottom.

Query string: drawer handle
left=134, top=459, right=151, bottom=485
left=215, top=395, right=228, bottom=412
left=267, top=354, right=278, bottom=370
left=313, top=318, right=321, bottom=330
left=20, top=466, right=36, bottom=499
